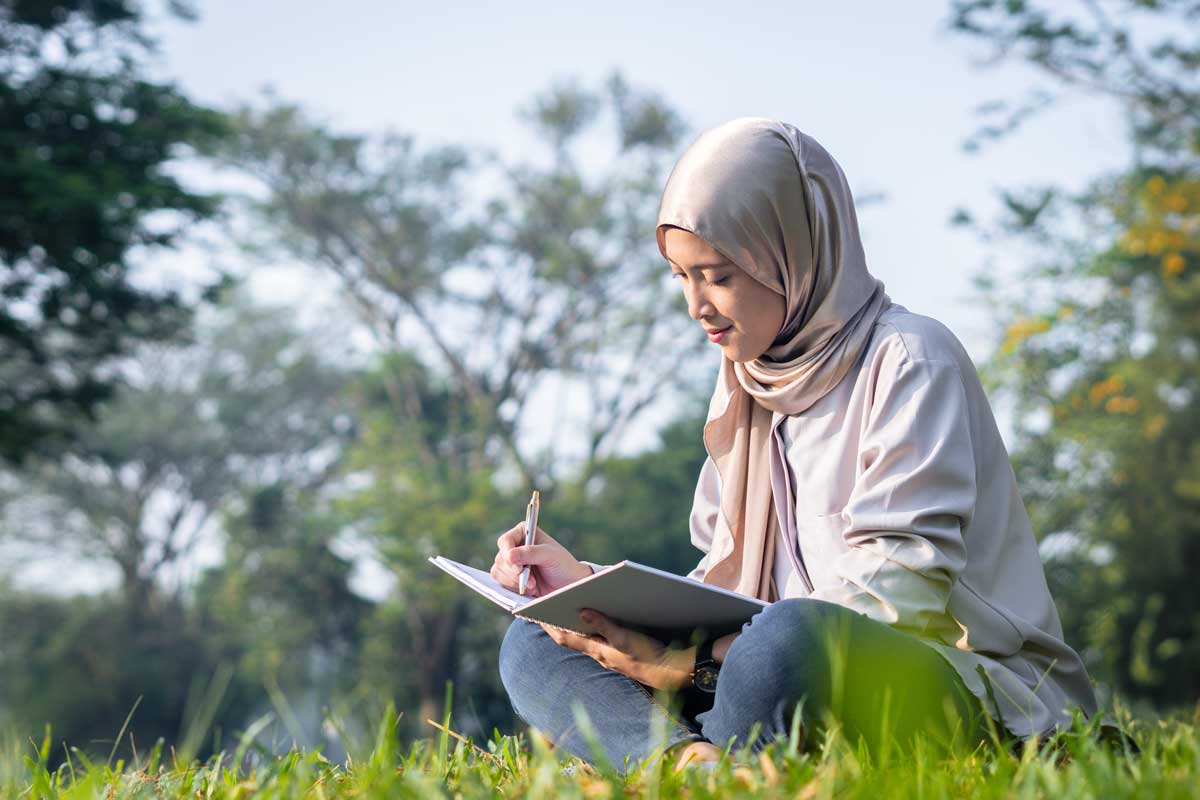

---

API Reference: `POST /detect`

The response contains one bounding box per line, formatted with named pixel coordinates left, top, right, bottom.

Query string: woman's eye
left=670, top=272, right=726, bottom=285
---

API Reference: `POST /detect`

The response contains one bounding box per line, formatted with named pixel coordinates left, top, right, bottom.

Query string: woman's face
left=662, top=226, right=786, bottom=363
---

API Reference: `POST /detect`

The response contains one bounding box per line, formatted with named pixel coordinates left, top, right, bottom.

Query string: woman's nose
left=685, top=285, right=715, bottom=321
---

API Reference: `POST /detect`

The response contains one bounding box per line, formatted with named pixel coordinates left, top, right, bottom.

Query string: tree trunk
left=417, top=697, right=440, bottom=730
left=118, top=557, right=153, bottom=623
left=415, top=603, right=464, bottom=727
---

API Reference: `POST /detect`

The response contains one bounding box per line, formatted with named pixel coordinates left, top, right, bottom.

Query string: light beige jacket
left=686, top=303, right=1098, bottom=738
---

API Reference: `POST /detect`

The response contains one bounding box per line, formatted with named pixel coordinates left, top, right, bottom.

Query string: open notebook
left=429, top=555, right=767, bottom=643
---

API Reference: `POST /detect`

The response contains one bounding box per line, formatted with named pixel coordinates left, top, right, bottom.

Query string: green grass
left=4, top=705, right=1197, bottom=799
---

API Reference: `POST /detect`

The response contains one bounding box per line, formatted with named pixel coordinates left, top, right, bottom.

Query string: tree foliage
left=0, top=288, right=357, bottom=614
left=0, top=577, right=217, bottom=764
left=0, top=0, right=231, bottom=462
left=208, top=73, right=713, bottom=726
left=948, top=0, right=1200, bottom=704
left=191, top=483, right=371, bottom=756
left=210, top=72, right=707, bottom=489
left=549, top=407, right=709, bottom=575
left=948, top=0, right=1200, bottom=159
left=0, top=287, right=369, bottom=758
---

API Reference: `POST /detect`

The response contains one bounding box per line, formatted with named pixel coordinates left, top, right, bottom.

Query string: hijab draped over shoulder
left=655, top=117, right=890, bottom=602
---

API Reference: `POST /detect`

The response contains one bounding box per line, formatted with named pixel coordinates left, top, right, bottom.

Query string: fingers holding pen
left=506, top=543, right=556, bottom=567
left=497, top=522, right=549, bottom=551
left=496, top=524, right=521, bottom=551
left=491, top=538, right=539, bottom=595
left=508, top=544, right=558, bottom=597
left=491, top=556, right=538, bottom=595
left=492, top=526, right=528, bottom=587
left=492, top=521, right=586, bottom=596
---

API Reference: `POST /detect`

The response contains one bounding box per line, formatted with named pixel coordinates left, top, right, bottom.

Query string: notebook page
left=429, top=556, right=531, bottom=612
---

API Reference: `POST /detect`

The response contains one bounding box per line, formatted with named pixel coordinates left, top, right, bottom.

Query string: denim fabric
left=498, top=616, right=703, bottom=772
left=499, top=598, right=989, bottom=772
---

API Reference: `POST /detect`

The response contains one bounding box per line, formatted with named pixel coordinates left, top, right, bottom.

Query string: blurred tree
left=550, top=406, right=708, bottom=575
left=347, top=356, right=710, bottom=736
left=947, top=0, right=1200, bottom=160
left=210, top=71, right=706, bottom=489
left=192, top=484, right=371, bottom=753
left=0, top=288, right=356, bottom=616
left=211, top=73, right=711, bottom=726
left=341, top=352, right=516, bottom=734
left=0, top=0, right=231, bottom=462
left=0, top=288, right=365, bottom=757
left=947, top=0, right=1200, bottom=704
left=0, top=577, right=216, bottom=764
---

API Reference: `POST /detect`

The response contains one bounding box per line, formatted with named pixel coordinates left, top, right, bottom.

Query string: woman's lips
left=706, top=325, right=732, bottom=343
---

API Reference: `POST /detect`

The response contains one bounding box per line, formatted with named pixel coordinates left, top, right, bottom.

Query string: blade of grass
left=106, top=694, right=143, bottom=768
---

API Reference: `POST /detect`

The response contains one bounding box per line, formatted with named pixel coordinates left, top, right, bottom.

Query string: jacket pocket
left=793, top=511, right=848, bottom=593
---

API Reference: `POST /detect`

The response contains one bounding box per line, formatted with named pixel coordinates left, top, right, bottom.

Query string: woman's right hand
left=491, top=522, right=593, bottom=597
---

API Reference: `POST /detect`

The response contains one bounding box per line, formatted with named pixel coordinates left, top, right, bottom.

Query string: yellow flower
left=1121, top=231, right=1145, bottom=255
left=1144, top=414, right=1167, bottom=439
left=1090, top=375, right=1126, bottom=406
left=1005, top=317, right=1051, bottom=340
left=1001, top=317, right=1052, bottom=354
left=1057, top=305, right=1075, bottom=319
left=1147, top=175, right=1166, bottom=196
left=1105, top=395, right=1141, bottom=414
left=1162, top=252, right=1185, bottom=275
left=1164, top=193, right=1189, bottom=213
left=1147, top=230, right=1169, bottom=255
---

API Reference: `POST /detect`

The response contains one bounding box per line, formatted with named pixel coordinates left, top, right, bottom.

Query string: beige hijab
left=656, top=117, right=889, bottom=602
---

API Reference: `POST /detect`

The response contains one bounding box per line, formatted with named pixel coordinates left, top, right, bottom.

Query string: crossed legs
left=499, top=598, right=988, bottom=772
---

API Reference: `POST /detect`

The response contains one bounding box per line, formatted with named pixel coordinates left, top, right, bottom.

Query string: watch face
left=695, top=665, right=719, bottom=693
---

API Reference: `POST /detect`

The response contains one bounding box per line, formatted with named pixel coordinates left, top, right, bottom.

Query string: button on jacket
left=686, top=303, right=1098, bottom=738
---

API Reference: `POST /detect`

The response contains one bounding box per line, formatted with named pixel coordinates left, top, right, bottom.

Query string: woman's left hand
left=541, top=609, right=695, bottom=691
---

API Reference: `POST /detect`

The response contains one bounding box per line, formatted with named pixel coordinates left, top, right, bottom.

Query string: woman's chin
left=720, top=340, right=770, bottom=363
left=722, top=346, right=753, bottom=363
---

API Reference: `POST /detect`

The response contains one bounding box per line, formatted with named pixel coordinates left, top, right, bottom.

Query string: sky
left=12, top=0, right=1137, bottom=596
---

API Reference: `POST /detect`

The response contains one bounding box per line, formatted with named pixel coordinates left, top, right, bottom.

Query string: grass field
left=4, top=704, right=1197, bottom=799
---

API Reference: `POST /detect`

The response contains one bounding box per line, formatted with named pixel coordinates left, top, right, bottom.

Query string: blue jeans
left=499, top=598, right=989, bottom=772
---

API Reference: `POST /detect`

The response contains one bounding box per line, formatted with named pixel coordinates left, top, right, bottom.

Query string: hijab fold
left=656, top=118, right=890, bottom=602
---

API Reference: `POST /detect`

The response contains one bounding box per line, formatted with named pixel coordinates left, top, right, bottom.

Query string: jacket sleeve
left=685, top=454, right=722, bottom=581
left=808, top=357, right=974, bottom=635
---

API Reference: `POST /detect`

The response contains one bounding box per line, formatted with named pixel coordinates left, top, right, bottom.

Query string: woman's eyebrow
left=667, top=256, right=732, bottom=270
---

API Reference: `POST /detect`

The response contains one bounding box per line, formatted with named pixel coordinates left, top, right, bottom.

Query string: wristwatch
left=692, top=638, right=720, bottom=693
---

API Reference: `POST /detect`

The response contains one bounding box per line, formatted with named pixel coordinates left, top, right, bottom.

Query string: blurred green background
left=1, top=0, right=1196, bottom=766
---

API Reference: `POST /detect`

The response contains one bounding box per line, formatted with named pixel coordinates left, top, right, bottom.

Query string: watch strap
left=696, top=636, right=716, bottom=669
left=692, top=636, right=720, bottom=692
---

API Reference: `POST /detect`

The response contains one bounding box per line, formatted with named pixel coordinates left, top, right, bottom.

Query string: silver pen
left=518, top=490, right=540, bottom=596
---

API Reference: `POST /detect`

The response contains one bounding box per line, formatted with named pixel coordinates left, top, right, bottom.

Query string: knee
left=699, top=601, right=851, bottom=747
left=724, top=600, right=854, bottom=684
left=499, top=618, right=550, bottom=693
left=747, top=599, right=850, bottom=649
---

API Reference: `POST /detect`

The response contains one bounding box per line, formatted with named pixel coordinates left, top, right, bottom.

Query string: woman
left=490, top=117, right=1099, bottom=772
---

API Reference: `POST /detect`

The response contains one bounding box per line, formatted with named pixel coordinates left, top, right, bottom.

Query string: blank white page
left=429, top=556, right=531, bottom=612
